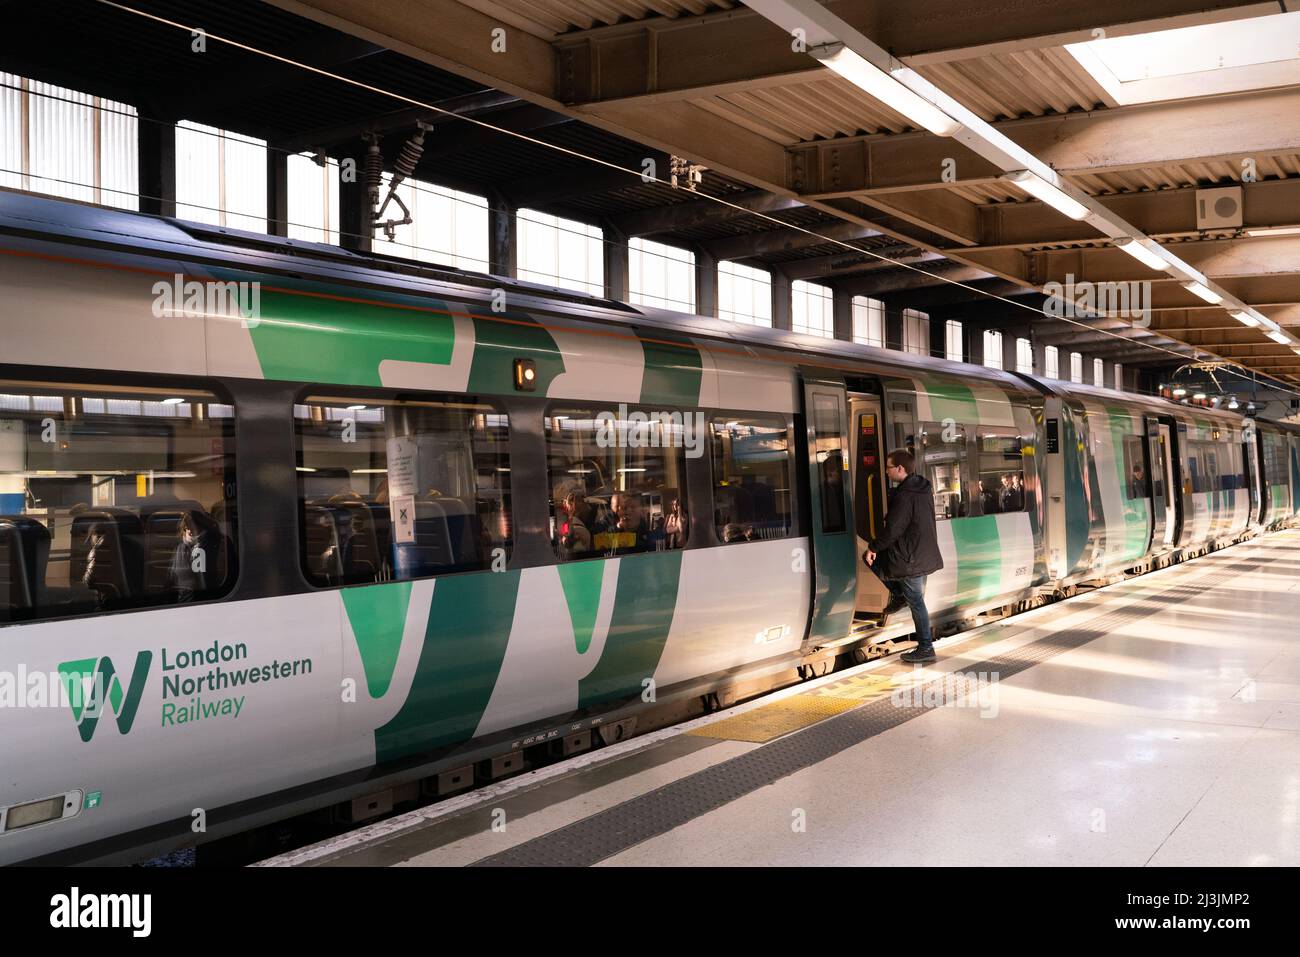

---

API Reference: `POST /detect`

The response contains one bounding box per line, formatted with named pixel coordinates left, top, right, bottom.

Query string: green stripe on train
left=468, top=312, right=565, bottom=395
left=233, top=275, right=456, bottom=385
left=558, top=561, right=604, bottom=655
left=637, top=329, right=703, bottom=407
left=951, top=515, right=1002, bottom=604
left=342, top=581, right=412, bottom=698
left=578, top=551, right=681, bottom=709
left=375, top=571, right=521, bottom=762
left=923, top=379, right=980, bottom=424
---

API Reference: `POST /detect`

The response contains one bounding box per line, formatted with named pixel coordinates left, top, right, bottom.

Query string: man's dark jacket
left=868, top=473, right=944, bottom=580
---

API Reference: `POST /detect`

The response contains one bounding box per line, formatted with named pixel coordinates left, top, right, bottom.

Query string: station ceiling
left=6, top=0, right=1300, bottom=389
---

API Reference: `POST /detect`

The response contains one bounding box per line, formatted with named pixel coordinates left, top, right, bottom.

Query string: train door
left=1144, top=416, right=1170, bottom=548
left=1156, top=421, right=1178, bottom=546
left=800, top=374, right=857, bottom=646
left=1253, top=423, right=1269, bottom=525
left=1291, top=432, right=1300, bottom=520
left=1243, top=420, right=1261, bottom=526
left=848, top=392, right=889, bottom=615
left=1171, top=418, right=1197, bottom=547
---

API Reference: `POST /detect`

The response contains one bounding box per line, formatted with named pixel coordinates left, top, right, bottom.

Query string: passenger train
left=0, top=191, right=1298, bottom=864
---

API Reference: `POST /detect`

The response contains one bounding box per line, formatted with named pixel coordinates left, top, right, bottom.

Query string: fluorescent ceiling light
left=1002, top=170, right=1089, bottom=220
left=1112, top=237, right=1170, bottom=271
left=809, top=43, right=962, bottom=136
left=1194, top=393, right=1208, bottom=401
left=1229, top=310, right=1260, bottom=327
left=1172, top=387, right=1187, bottom=397
left=1182, top=281, right=1223, bottom=305
left=1266, top=329, right=1293, bottom=344
left=1245, top=225, right=1300, bottom=237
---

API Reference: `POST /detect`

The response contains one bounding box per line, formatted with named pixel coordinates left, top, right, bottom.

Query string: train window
left=710, top=415, right=793, bottom=543
left=0, top=380, right=237, bottom=623
left=1120, top=434, right=1151, bottom=500
left=1262, top=431, right=1288, bottom=501
left=972, top=427, right=1026, bottom=516
left=546, top=407, right=689, bottom=560
left=295, top=395, right=511, bottom=586
left=811, top=395, right=847, bottom=533
left=917, top=421, right=969, bottom=521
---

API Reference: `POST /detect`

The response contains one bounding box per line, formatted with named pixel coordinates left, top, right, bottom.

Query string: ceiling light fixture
left=809, top=43, right=962, bottom=136
left=1245, top=225, right=1300, bottom=237
left=1112, top=237, right=1170, bottom=271
left=1180, top=281, right=1223, bottom=305
left=1001, top=170, right=1090, bottom=220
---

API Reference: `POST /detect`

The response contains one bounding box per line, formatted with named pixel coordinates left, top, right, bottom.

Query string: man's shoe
left=881, top=596, right=908, bottom=617
left=899, top=647, right=937, bottom=664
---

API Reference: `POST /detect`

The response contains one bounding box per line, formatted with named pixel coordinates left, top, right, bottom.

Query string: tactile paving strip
left=471, top=552, right=1274, bottom=867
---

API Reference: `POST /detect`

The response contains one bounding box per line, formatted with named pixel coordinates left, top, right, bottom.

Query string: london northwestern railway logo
left=58, top=652, right=153, bottom=743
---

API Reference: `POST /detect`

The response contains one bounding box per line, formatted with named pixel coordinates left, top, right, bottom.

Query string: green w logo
left=58, top=652, right=152, bottom=742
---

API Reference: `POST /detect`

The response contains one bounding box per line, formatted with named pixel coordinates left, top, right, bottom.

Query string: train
left=0, top=189, right=1298, bottom=864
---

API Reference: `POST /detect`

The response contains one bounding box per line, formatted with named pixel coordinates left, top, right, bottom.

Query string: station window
left=629, top=238, right=696, bottom=313
left=1070, top=352, right=1084, bottom=384
left=902, top=309, right=931, bottom=356
left=1094, top=358, right=1105, bottom=388
left=792, top=280, right=834, bottom=338
left=945, top=320, right=964, bottom=362
left=983, top=330, right=1004, bottom=370
left=1045, top=345, right=1060, bottom=380
left=1016, top=338, right=1034, bottom=374
left=854, top=297, right=887, bottom=348
left=295, top=395, right=511, bottom=586
left=710, top=415, right=794, bottom=543
left=517, top=209, right=604, bottom=297
left=176, top=120, right=267, bottom=233
left=545, top=408, right=689, bottom=561
left=718, top=261, right=773, bottom=327
left=0, top=380, right=237, bottom=622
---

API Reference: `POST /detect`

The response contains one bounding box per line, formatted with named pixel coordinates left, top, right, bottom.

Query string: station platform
left=262, top=530, right=1300, bottom=868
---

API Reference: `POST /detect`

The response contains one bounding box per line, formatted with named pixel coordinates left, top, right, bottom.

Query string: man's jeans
left=887, top=575, right=933, bottom=651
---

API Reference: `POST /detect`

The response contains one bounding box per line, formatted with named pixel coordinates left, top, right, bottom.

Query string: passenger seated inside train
left=553, top=479, right=592, bottom=560
left=593, top=492, right=651, bottom=554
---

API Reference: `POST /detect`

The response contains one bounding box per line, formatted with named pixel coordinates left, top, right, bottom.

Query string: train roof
left=1, top=189, right=1292, bottom=429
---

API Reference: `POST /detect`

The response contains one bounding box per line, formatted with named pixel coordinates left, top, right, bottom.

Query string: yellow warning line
left=808, top=672, right=896, bottom=702
left=686, top=694, right=861, bottom=743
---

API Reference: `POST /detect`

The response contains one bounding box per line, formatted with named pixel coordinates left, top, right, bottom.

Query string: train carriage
left=0, top=192, right=1294, bottom=864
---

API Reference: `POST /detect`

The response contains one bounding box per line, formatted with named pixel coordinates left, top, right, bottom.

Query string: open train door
left=1144, top=415, right=1172, bottom=548
left=848, top=391, right=891, bottom=616
left=799, top=372, right=857, bottom=648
